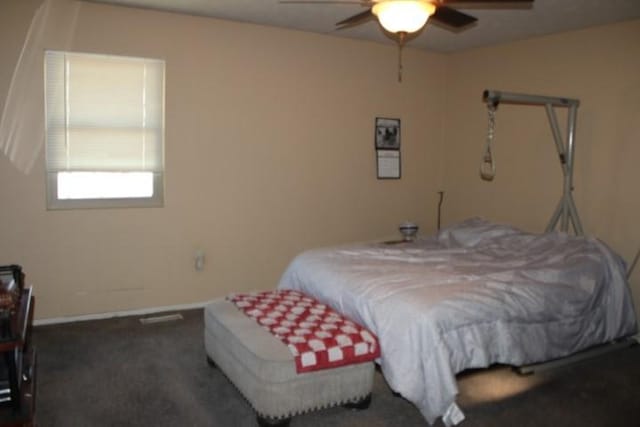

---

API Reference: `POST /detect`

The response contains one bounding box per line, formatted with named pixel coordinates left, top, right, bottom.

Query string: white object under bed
left=277, top=218, right=638, bottom=425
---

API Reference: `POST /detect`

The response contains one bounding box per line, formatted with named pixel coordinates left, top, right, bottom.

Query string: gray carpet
left=33, top=309, right=640, bottom=427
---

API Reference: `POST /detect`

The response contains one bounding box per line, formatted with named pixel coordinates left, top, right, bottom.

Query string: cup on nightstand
left=399, top=221, right=419, bottom=241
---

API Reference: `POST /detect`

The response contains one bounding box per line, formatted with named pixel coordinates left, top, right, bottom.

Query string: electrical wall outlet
left=194, top=250, right=205, bottom=271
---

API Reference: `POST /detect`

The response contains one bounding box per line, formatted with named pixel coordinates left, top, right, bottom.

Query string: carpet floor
left=33, top=309, right=640, bottom=426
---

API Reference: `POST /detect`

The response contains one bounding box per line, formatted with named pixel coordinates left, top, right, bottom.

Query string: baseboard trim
left=34, top=300, right=210, bottom=326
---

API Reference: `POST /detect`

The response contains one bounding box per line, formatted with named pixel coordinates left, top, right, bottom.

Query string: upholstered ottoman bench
left=204, top=297, right=376, bottom=426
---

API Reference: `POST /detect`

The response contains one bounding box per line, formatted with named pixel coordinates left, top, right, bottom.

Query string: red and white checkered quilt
left=227, top=290, right=380, bottom=373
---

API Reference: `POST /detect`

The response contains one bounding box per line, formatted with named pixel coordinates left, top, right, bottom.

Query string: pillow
left=437, top=217, right=522, bottom=248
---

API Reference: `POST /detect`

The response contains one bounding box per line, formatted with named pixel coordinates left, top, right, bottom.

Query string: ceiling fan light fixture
left=372, top=1, right=436, bottom=34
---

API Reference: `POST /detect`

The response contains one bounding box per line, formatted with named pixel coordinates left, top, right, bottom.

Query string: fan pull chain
left=398, top=44, right=403, bottom=82
left=397, top=32, right=407, bottom=83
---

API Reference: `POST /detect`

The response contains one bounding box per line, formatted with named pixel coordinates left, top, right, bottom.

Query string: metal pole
left=561, top=188, right=570, bottom=233
left=546, top=198, right=563, bottom=233
left=544, top=104, right=568, bottom=176
left=568, top=196, right=584, bottom=235
left=566, top=105, right=583, bottom=235
left=483, top=90, right=579, bottom=108
left=566, top=105, right=578, bottom=193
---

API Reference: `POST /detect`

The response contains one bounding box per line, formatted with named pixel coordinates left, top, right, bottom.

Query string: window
left=45, top=51, right=165, bottom=209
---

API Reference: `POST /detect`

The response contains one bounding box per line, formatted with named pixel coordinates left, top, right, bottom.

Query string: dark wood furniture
left=0, top=280, right=36, bottom=427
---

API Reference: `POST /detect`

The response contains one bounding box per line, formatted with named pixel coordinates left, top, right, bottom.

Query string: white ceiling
left=87, top=0, right=640, bottom=52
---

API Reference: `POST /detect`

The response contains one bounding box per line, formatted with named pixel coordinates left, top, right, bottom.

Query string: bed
left=277, top=218, right=638, bottom=425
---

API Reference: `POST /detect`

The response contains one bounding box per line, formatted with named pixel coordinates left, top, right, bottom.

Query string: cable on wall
left=437, top=191, right=444, bottom=231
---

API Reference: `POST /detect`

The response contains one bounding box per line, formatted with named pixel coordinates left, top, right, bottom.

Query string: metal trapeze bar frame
left=483, top=91, right=636, bottom=375
left=515, top=337, right=638, bottom=375
left=483, top=90, right=584, bottom=236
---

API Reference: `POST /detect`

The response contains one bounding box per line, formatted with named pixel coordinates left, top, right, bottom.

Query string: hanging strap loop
left=480, top=103, right=497, bottom=181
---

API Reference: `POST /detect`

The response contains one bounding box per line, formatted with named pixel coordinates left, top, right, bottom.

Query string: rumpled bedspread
left=277, top=218, right=638, bottom=425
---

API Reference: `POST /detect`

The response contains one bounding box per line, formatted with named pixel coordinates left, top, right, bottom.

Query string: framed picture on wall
left=375, top=117, right=401, bottom=179
left=375, top=117, right=401, bottom=150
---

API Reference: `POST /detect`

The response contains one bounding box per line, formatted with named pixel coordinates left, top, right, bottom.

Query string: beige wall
left=443, top=20, right=640, bottom=318
left=0, top=1, right=447, bottom=319
left=2, top=1, right=639, bottom=321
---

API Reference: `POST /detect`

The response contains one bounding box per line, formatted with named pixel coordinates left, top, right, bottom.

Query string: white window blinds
left=45, top=51, right=164, bottom=173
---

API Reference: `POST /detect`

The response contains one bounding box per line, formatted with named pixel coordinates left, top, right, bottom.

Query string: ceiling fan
left=281, top=0, right=534, bottom=34
left=280, top=0, right=534, bottom=80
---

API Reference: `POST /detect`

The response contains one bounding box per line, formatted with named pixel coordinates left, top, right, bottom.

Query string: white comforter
left=277, top=218, right=638, bottom=425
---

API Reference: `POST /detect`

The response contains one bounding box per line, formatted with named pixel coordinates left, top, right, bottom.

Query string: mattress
left=277, top=218, right=638, bottom=425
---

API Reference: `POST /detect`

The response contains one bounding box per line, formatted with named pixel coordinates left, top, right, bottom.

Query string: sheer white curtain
left=0, top=0, right=79, bottom=174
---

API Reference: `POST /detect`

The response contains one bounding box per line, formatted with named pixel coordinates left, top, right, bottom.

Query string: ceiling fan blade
left=440, top=0, right=533, bottom=3
left=336, top=9, right=374, bottom=28
left=279, top=1, right=370, bottom=4
left=431, top=6, right=477, bottom=28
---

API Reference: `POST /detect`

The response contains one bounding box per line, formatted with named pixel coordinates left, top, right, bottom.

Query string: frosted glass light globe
left=372, top=1, right=436, bottom=34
